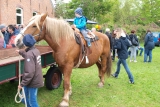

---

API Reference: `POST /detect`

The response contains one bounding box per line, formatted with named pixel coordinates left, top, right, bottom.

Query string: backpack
left=127, top=38, right=132, bottom=46
left=131, top=35, right=139, bottom=46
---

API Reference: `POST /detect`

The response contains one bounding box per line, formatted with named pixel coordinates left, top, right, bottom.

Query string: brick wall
left=0, top=0, right=54, bottom=25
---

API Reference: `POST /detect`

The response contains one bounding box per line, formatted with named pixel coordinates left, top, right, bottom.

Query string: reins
left=15, top=55, right=27, bottom=107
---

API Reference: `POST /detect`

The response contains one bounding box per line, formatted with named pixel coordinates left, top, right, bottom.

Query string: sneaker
left=134, top=60, right=137, bottom=62
left=129, top=81, right=134, bottom=84
left=87, top=41, right=91, bottom=47
left=111, top=74, right=118, bottom=78
left=130, top=60, right=133, bottom=62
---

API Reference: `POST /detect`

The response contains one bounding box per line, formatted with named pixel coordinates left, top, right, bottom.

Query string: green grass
left=0, top=46, right=160, bottom=107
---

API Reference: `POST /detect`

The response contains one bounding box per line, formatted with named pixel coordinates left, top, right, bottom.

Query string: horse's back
left=93, top=31, right=110, bottom=48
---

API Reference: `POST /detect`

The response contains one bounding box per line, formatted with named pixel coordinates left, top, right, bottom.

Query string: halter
left=20, top=22, right=45, bottom=42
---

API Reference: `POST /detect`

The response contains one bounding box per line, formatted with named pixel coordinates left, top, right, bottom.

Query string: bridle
left=20, top=22, right=45, bottom=42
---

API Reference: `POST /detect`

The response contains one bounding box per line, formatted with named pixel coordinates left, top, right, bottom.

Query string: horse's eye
left=33, top=26, right=37, bottom=28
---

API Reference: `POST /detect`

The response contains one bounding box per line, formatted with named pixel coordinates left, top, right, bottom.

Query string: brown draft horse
left=14, top=13, right=112, bottom=107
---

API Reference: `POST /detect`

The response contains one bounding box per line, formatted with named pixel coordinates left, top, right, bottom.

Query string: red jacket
left=6, top=35, right=16, bottom=48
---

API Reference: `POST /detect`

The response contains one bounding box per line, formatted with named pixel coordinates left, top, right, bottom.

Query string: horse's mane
left=30, top=15, right=75, bottom=45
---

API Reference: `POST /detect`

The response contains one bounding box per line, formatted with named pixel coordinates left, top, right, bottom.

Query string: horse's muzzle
left=16, top=39, right=25, bottom=49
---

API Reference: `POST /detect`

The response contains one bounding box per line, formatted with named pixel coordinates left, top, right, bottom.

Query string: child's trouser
left=80, top=29, right=91, bottom=47
left=22, top=86, right=39, bottom=107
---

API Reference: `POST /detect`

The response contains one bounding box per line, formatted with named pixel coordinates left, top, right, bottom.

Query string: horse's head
left=14, top=13, right=48, bottom=48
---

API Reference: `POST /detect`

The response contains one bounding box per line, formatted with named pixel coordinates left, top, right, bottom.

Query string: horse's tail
left=106, top=52, right=112, bottom=77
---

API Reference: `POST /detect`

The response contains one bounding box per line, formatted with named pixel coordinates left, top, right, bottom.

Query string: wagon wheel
left=45, top=67, right=62, bottom=90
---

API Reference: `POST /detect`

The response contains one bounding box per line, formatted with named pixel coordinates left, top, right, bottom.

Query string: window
left=16, top=8, right=23, bottom=25
left=33, top=12, right=37, bottom=16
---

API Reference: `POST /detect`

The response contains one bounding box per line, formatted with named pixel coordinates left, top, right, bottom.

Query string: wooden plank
left=0, top=45, right=53, bottom=65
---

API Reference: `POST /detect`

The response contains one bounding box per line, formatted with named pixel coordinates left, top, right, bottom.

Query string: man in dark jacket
left=16, top=34, right=43, bottom=107
left=144, top=30, right=155, bottom=62
left=112, top=28, right=134, bottom=84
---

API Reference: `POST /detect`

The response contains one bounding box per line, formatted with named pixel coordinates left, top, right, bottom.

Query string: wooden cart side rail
left=0, top=51, right=53, bottom=66
left=0, top=52, right=55, bottom=85
left=0, top=77, right=17, bottom=85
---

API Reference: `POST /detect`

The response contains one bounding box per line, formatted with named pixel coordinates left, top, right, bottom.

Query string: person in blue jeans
left=16, top=34, right=44, bottom=107
left=138, top=46, right=144, bottom=56
left=128, top=46, right=144, bottom=56
left=72, top=7, right=91, bottom=47
left=144, top=30, right=155, bottom=62
left=112, top=28, right=134, bottom=84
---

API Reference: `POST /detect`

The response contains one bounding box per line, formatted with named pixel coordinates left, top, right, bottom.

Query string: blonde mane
left=31, top=15, right=75, bottom=44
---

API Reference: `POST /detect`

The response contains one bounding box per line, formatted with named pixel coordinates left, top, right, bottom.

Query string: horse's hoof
left=59, top=101, right=69, bottom=107
left=98, top=82, right=104, bottom=87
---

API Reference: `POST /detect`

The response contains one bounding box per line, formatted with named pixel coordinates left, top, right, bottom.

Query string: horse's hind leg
left=59, top=65, right=73, bottom=107
left=96, top=55, right=107, bottom=87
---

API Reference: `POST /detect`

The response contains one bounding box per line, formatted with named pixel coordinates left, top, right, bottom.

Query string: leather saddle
left=74, top=28, right=99, bottom=50
left=71, top=26, right=99, bottom=68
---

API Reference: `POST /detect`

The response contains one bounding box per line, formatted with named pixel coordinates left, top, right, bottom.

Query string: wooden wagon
left=0, top=45, right=62, bottom=90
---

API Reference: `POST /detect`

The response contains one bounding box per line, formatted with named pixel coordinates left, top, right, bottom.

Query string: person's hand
left=18, top=85, right=22, bottom=90
left=71, top=24, right=76, bottom=29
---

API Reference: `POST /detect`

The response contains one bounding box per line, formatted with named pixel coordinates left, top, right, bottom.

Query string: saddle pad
left=75, top=34, right=99, bottom=45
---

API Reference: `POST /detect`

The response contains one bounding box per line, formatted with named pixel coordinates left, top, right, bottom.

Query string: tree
left=55, top=0, right=113, bottom=24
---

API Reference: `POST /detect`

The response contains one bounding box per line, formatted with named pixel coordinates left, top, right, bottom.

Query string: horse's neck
left=44, top=35, right=59, bottom=52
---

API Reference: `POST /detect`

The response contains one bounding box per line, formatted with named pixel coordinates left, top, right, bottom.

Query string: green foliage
left=55, top=0, right=113, bottom=23
left=54, top=0, right=160, bottom=31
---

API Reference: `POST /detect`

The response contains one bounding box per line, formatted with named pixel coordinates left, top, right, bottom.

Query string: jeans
left=138, top=47, right=144, bottom=56
left=80, top=29, right=90, bottom=43
left=114, top=59, right=134, bottom=82
left=112, top=49, right=116, bottom=61
left=130, top=46, right=137, bottom=60
left=144, top=48, right=152, bottom=62
left=22, top=86, right=39, bottom=107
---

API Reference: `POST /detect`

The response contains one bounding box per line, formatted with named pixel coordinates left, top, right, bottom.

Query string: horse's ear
left=40, top=13, right=48, bottom=22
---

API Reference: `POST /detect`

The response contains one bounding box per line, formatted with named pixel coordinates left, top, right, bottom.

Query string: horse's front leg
left=59, top=65, right=73, bottom=107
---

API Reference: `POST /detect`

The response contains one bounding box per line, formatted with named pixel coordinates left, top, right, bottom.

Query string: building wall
left=0, top=0, right=54, bottom=25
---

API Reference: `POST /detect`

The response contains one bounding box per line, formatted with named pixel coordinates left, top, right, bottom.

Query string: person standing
left=72, top=7, right=91, bottom=47
left=14, top=24, right=20, bottom=35
left=111, top=30, right=117, bottom=61
left=138, top=46, right=144, bottom=56
left=6, top=25, right=16, bottom=48
left=0, top=24, right=10, bottom=44
left=16, top=34, right=44, bottom=107
left=112, top=28, right=134, bottom=84
left=129, top=30, right=139, bottom=62
left=105, top=28, right=112, bottom=52
left=144, top=30, right=155, bottom=62
left=0, top=31, right=6, bottom=49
